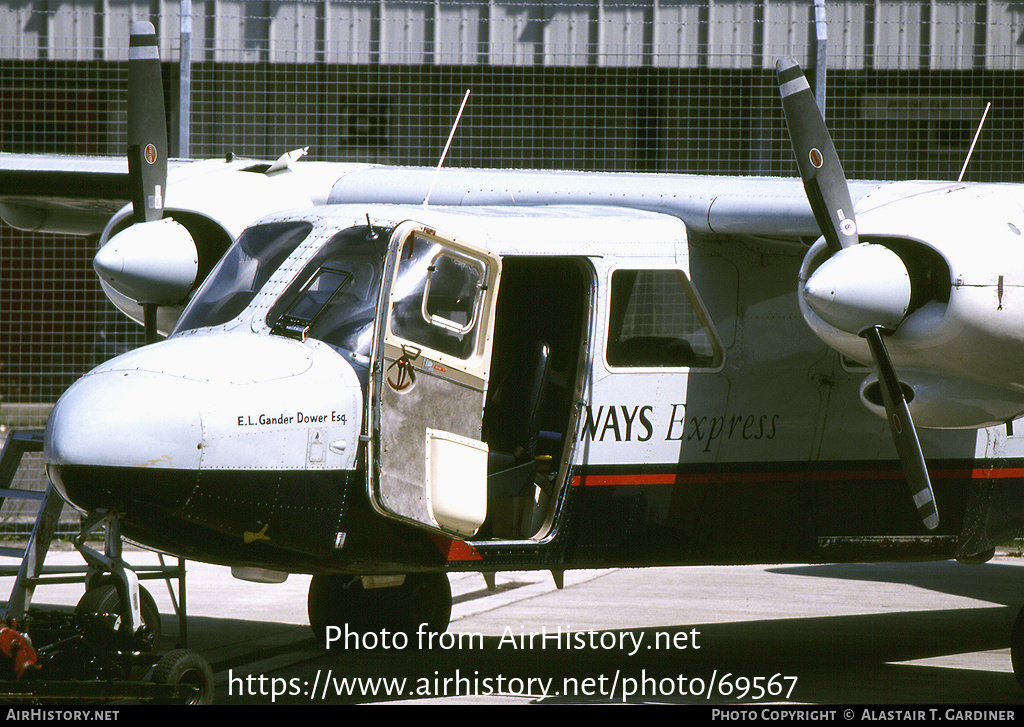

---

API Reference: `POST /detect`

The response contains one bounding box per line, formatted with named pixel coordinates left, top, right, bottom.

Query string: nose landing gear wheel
left=76, top=581, right=163, bottom=652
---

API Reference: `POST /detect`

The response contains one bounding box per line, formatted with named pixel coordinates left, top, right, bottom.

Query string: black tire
left=307, top=573, right=452, bottom=646
left=152, top=649, right=215, bottom=705
left=394, top=572, right=451, bottom=637
left=1012, top=606, right=1024, bottom=690
left=307, top=574, right=371, bottom=644
left=76, top=581, right=162, bottom=652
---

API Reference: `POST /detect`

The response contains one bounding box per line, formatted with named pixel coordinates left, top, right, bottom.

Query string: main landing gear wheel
left=307, top=572, right=452, bottom=646
left=75, top=581, right=163, bottom=652
left=1011, top=605, right=1024, bottom=689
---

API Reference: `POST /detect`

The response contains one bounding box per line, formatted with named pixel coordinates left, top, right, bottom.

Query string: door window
left=388, top=234, right=486, bottom=361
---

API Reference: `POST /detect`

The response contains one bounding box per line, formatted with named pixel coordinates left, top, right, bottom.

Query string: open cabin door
left=368, top=222, right=502, bottom=538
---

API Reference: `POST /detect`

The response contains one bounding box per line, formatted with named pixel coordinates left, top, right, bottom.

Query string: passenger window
left=606, top=269, right=722, bottom=368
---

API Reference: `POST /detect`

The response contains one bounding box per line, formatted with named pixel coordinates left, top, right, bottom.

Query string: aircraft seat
left=486, top=339, right=551, bottom=498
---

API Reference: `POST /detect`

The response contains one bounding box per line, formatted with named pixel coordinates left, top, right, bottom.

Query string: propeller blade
left=776, top=57, right=858, bottom=253
left=777, top=57, right=934, bottom=530
left=127, top=21, right=168, bottom=224
left=862, top=326, right=939, bottom=531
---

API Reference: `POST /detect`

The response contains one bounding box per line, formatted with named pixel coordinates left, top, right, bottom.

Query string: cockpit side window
left=266, top=225, right=387, bottom=358
left=606, top=269, right=722, bottom=368
left=271, top=266, right=354, bottom=339
left=174, top=221, right=312, bottom=334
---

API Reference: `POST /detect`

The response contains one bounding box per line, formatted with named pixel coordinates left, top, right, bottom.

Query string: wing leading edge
left=0, top=154, right=130, bottom=235
left=0, top=154, right=221, bottom=235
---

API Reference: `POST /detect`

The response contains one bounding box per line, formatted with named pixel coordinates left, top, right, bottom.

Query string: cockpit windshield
left=174, top=221, right=312, bottom=334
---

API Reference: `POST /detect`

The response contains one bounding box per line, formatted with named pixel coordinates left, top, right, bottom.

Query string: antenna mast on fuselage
left=423, top=89, right=471, bottom=207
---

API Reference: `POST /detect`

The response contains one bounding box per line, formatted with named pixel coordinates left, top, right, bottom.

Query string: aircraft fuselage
left=43, top=202, right=1024, bottom=578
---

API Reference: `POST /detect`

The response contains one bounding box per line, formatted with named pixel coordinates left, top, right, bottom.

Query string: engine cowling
left=799, top=181, right=1024, bottom=429
left=91, top=155, right=341, bottom=336
left=94, top=206, right=232, bottom=336
left=860, top=371, right=1024, bottom=430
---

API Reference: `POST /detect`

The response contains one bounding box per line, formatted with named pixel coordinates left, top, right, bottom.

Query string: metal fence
left=5, top=1, right=1024, bottom=175
left=1, top=0, right=1024, bottom=522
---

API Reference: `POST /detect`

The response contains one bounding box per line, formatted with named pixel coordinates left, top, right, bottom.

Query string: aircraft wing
left=0, top=154, right=133, bottom=235
left=0, top=151, right=885, bottom=247
left=328, top=166, right=884, bottom=244
left=0, top=153, right=205, bottom=236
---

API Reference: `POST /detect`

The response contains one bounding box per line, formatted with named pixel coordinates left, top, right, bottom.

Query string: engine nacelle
left=94, top=218, right=198, bottom=306
left=96, top=207, right=231, bottom=336
left=93, top=156, right=350, bottom=335
left=860, top=371, right=1024, bottom=429
left=799, top=181, right=1024, bottom=428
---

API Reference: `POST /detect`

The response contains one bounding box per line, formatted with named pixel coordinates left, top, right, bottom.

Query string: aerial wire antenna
left=423, top=89, right=471, bottom=207
left=958, top=102, right=991, bottom=182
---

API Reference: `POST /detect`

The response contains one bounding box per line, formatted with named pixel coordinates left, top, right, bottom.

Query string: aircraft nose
left=45, top=354, right=207, bottom=512
left=44, top=332, right=362, bottom=514
left=46, top=367, right=205, bottom=470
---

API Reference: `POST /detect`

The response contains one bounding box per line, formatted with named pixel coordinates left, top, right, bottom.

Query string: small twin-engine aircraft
left=5, top=22, right=1024, bottom=684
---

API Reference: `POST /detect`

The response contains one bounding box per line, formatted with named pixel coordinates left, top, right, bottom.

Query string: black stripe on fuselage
left=47, top=459, right=1024, bottom=572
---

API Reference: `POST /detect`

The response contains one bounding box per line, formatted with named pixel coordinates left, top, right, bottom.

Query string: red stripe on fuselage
left=570, top=466, right=1024, bottom=487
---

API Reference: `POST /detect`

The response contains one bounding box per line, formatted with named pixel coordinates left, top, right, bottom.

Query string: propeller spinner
left=776, top=57, right=939, bottom=530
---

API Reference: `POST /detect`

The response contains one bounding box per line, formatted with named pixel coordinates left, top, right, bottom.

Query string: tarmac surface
left=6, top=547, right=1024, bottom=705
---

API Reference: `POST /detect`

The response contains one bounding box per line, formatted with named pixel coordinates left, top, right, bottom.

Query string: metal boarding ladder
left=0, top=428, right=190, bottom=647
